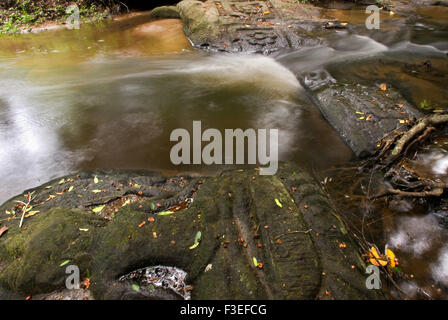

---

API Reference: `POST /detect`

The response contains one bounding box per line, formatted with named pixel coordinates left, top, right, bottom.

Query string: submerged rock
left=0, top=166, right=383, bottom=300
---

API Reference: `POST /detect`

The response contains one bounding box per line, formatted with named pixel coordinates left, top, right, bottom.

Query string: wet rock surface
left=0, top=166, right=383, bottom=299
left=300, top=68, right=423, bottom=157
left=176, top=0, right=329, bottom=53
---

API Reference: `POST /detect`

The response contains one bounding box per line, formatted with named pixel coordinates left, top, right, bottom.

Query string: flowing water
left=0, top=7, right=447, bottom=299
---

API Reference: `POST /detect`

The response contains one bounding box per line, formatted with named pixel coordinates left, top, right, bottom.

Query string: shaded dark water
left=0, top=7, right=447, bottom=299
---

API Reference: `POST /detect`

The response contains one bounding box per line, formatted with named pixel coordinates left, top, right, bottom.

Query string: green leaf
left=92, top=205, right=105, bottom=213
left=253, top=257, right=258, bottom=267
left=194, top=231, right=202, bottom=244
left=60, top=260, right=70, bottom=267
left=392, top=267, right=403, bottom=273
left=149, top=284, right=155, bottom=291
left=150, top=202, right=156, bottom=211
left=189, top=231, right=202, bottom=250
left=131, top=284, right=140, bottom=292
left=158, top=210, right=174, bottom=216
left=275, top=198, right=282, bottom=208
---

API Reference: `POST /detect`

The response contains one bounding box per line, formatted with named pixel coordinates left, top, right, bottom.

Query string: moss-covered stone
left=0, top=207, right=105, bottom=296
left=0, top=168, right=384, bottom=300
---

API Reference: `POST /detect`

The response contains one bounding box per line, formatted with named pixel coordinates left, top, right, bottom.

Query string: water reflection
left=0, top=20, right=352, bottom=203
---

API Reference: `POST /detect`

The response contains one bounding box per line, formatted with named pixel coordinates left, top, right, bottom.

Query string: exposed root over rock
left=368, top=113, right=448, bottom=199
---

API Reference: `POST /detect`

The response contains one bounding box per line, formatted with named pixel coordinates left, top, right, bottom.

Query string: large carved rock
left=0, top=165, right=383, bottom=299
left=176, top=0, right=326, bottom=53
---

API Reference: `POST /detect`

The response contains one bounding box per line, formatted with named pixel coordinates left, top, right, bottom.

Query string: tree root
left=367, top=113, right=448, bottom=200
left=388, top=114, right=448, bottom=161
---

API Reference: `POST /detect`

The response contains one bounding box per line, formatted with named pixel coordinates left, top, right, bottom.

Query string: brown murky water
left=0, top=7, right=447, bottom=299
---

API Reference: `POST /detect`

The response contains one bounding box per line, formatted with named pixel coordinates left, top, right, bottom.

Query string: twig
left=17, top=192, right=34, bottom=228
left=274, top=229, right=312, bottom=240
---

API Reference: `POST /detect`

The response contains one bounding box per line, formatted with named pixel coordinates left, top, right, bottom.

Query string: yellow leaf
left=94, top=176, right=99, bottom=184
left=92, top=205, right=105, bottom=213
left=68, top=186, right=74, bottom=192
left=368, top=246, right=388, bottom=267
left=275, top=198, right=282, bottom=208
left=369, top=246, right=380, bottom=259
left=189, top=243, right=199, bottom=250
left=92, top=190, right=102, bottom=193
left=386, top=249, right=396, bottom=268
left=24, top=211, right=40, bottom=218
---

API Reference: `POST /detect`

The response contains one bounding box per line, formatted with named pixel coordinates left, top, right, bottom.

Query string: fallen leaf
left=189, top=231, right=202, bottom=250
left=368, top=246, right=388, bottom=267
left=92, top=190, right=102, bottom=194
left=131, top=284, right=140, bottom=292
left=275, top=198, right=282, bottom=208
left=386, top=248, right=396, bottom=268
left=138, top=221, right=146, bottom=228
left=24, top=211, right=40, bottom=218
left=253, top=257, right=258, bottom=267
left=58, top=179, right=66, bottom=185
left=380, top=83, right=387, bottom=91
left=81, top=278, right=90, bottom=289
left=158, top=210, right=174, bottom=216
left=79, top=228, right=89, bottom=232
left=60, top=260, right=70, bottom=267
left=92, top=205, right=105, bottom=213
left=94, top=176, right=99, bottom=184
left=68, top=186, right=74, bottom=192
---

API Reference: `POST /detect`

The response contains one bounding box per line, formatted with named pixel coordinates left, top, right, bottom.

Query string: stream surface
left=0, top=8, right=447, bottom=299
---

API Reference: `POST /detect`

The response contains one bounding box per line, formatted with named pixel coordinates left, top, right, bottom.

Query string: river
left=0, top=7, right=447, bottom=299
